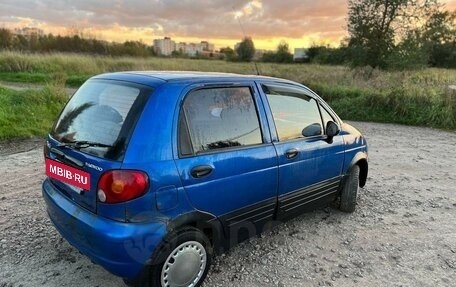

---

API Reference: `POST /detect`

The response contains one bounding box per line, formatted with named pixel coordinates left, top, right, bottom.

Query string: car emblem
left=85, top=162, right=103, bottom=171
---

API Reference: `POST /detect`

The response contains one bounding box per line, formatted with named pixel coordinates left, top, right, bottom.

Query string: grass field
left=0, top=85, right=67, bottom=140
left=0, top=51, right=455, bottom=140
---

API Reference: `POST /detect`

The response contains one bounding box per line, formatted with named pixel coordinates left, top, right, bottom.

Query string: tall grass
left=0, top=85, right=67, bottom=140
left=0, top=51, right=455, bottom=133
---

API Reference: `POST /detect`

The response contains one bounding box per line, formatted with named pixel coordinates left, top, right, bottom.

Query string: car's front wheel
left=339, top=165, right=360, bottom=213
left=136, top=227, right=212, bottom=287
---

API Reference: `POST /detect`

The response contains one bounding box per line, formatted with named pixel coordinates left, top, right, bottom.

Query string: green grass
left=308, top=83, right=456, bottom=129
left=0, top=71, right=50, bottom=84
left=0, top=85, right=67, bottom=140
left=0, top=72, right=89, bottom=87
left=0, top=51, right=455, bottom=141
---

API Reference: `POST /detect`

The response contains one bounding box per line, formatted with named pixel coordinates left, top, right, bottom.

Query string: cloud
left=234, top=0, right=263, bottom=19
left=0, top=1, right=346, bottom=38
left=1, top=0, right=454, bottom=49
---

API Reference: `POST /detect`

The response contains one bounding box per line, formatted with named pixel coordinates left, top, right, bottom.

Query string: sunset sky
left=1, top=0, right=455, bottom=51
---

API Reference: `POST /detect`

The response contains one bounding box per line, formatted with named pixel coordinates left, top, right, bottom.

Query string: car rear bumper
left=42, top=178, right=167, bottom=279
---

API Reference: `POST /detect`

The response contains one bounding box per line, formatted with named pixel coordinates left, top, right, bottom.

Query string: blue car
left=42, top=72, right=368, bottom=287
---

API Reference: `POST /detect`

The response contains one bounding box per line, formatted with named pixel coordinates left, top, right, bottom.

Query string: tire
left=339, top=165, right=360, bottom=213
left=132, top=227, right=212, bottom=287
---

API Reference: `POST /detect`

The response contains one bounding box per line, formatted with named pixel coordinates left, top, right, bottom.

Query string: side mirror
left=326, top=121, right=340, bottom=139
left=302, top=123, right=322, bottom=137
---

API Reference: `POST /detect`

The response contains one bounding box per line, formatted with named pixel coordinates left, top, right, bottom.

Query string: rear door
left=258, top=83, right=345, bottom=219
left=174, top=83, right=278, bottom=242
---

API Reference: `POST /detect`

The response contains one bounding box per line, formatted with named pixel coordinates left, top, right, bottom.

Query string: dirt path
left=0, top=122, right=455, bottom=287
left=0, top=137, right=45, bottom=157
left=0, top=81, right=77, bottom=96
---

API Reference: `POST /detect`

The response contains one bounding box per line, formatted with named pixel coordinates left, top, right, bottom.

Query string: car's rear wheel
left=339, top=165, right=360, bottom=213
left=135, top=227, right=212, bottom=287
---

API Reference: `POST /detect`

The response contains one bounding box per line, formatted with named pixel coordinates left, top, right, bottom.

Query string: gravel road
left=1, top=122, right=455, bottom=287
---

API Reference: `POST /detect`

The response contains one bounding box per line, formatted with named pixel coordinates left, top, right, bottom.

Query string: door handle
left=190, top=165, right=213, bottom=178
left=285, top=148, right=299, bottom=159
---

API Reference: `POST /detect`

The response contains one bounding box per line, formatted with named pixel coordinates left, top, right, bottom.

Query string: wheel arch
left=167, top=211, right=225, bottom=254
left=127, top=213, right=220, bottom=287
left=348, top=152, right=368, bottom=188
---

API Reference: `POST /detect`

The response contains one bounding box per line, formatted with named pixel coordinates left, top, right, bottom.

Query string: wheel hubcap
left=161, top=241, right=207, bottom=287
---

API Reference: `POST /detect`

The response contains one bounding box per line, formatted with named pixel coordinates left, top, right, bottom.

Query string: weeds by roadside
left=309, top=83, right=456, bottom=129
left=0, top=51, right=455, bottom=139
left=0, top=85, right=67, bottom=141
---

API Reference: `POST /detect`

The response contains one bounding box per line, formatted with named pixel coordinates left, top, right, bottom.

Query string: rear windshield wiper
left=58, top=140, right=113, bottom=149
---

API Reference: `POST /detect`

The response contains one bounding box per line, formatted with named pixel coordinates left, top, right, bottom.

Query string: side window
left=263, top=85, right=323, bottom=141
left=180, top=87, right=263, bottom=155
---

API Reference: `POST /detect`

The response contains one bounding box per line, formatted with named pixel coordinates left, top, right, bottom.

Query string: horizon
left=1, top=0, right=455, bottom=51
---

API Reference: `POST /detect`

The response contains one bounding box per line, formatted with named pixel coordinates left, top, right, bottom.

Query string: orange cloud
left=0, top=0, right=454, bottom=51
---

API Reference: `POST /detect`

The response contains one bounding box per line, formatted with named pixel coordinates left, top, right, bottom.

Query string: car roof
left=92, top=71, right=298, bottom=87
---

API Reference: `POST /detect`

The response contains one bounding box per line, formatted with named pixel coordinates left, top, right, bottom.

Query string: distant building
left=156, top=37, right=215, bottom=57
left=200, top=41, right=214, bottom=52
left=185, top=43, right=200, bottom=57
left=13, top=27, right=44, bottom=37
left=153, top=37, right=176, bottom=56
left=176, top=42, right=186, bottom=53
left=293, top=48, right=309, bottom=62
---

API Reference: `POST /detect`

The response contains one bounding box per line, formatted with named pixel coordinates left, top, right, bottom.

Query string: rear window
left=51, top=79, right=152, bottom=160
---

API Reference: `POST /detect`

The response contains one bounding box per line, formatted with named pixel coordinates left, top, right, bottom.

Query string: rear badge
left=85, top=162, right=103, bottom=172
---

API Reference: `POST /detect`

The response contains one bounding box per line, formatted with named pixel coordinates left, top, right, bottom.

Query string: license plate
left=45, top=158, right=91, bottom=190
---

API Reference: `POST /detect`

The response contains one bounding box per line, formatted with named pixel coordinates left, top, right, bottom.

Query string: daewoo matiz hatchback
left=42, top=72, right=368, bottom=287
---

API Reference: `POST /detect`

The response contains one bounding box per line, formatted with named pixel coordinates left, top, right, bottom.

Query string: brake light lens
left=97, top=170, right=149, bottom=203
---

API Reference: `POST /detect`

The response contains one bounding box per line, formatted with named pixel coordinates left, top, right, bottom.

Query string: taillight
left=97, top=170, right=149, bottom=204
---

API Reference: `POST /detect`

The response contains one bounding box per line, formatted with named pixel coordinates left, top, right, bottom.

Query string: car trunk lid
left=45, top=142, right=122, bottom=213
left=44, top=79, right=153, bottom=214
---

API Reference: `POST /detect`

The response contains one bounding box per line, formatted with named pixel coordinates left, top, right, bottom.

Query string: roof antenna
left=233, top=7, right=261, bottom=76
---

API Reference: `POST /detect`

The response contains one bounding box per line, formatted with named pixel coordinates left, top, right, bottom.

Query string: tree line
left=0, top=0, right=454, bottom=69
left=233, top=0, right=455, bottom=69
left=0, top=30, right=154, bottom=57
left=346, top=0, right=455, bottom=69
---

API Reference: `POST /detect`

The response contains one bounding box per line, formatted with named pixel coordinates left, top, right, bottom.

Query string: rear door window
left=179, top=87, right=263, bottom=155
left=51, top=79, right=151, bottom=160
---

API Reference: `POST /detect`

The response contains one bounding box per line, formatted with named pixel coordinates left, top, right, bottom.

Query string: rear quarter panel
left=121, top=83, right=195, bottom=222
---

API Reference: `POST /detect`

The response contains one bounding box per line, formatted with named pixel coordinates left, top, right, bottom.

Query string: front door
left=259, top=83, right=345, bottom=219
left=174, top=84, right=278, bottom=243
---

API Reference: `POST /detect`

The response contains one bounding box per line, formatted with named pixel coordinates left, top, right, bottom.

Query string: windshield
left=51, top=79, right=152, bottom=160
